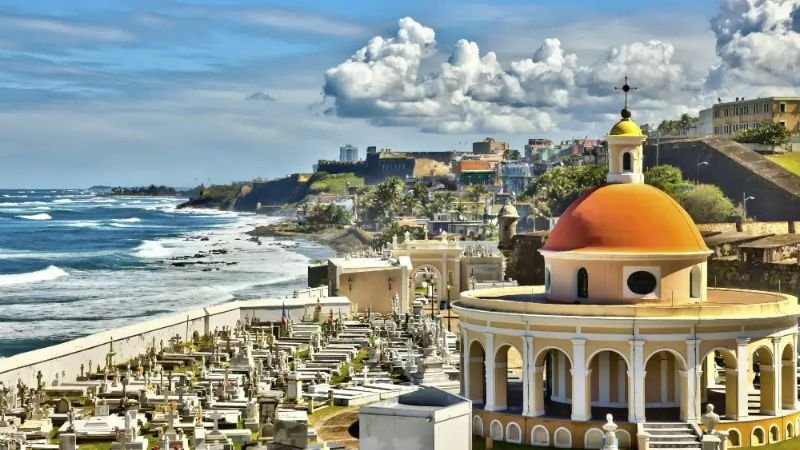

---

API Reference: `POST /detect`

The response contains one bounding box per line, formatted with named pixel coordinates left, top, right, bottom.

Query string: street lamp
left=696, top=161, right=709, bottom=185
left=743, top=193, right=755, bottom=220
left=446, top=282, right=453, bottom=332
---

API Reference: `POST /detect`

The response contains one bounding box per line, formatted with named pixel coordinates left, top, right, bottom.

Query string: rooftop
left=454, top=285, right=800, bottom=320
left=738, top=233, right=800, bottom=249
left=704, top=231, right=773, bottom=247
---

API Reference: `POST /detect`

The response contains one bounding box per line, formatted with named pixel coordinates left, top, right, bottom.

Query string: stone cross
left=208, top=411, right=225, bottom=432
left=79, top=364, right=84, bottom=380
left=36, top=371, right=43, bottom=392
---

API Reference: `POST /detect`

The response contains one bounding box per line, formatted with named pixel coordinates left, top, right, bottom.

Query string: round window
left=627, top=271, right=657, bottom=295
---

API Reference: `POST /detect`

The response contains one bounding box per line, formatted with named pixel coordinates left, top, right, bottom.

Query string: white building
left=339, top=144, right=359, bottom=161
left=359, top=387, right=472, bottom=450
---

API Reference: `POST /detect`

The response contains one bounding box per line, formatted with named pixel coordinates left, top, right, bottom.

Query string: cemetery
left=0, top=291, right=460, bottom=450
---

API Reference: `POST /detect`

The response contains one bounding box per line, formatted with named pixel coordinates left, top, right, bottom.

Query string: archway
left=411, top=264, right=442, bottom=303
left=577, top=268, right=588, bottom=299
left=751, top=345, right=776, bottom=416
left=586, top=349, right=629, bottom=420
left=781, top=343, right=796, bottom=410
left=644, top=350, right=686, bottom=421
left=472, top=415, right=483, bottom=436
left=494, top=344, right=524, bottom=413
left=535, top=347, right=572, bottom=418
left=702, top=348, right=738, bottom=419
left=468, top=340, right=486, bottom=405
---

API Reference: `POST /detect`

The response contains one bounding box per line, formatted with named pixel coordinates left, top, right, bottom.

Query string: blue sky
left=0, top=0, right=791, bottom=187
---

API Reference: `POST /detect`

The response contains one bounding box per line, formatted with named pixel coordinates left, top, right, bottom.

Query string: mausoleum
left=454, top=107, right=800, bottom=449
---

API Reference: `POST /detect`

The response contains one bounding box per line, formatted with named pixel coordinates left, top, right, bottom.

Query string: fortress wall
left=0, top=296, right=350, bottom=388
left=697, top=221, right=799, bottom=235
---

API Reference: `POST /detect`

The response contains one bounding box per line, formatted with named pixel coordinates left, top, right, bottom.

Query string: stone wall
left=708, top=258, right=798, bottom=294
left=697, top=221, right=799, bottom=235
left=643, top=137, right=800, bottom=221
left=0, top=296, right=350, bottom=388
left=506, top=232, right=548, bottom=286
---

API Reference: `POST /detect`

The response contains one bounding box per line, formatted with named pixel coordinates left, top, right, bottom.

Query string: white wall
left=0, top=297, right=349, bottom=387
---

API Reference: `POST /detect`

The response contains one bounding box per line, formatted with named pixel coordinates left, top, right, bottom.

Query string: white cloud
left=0, top=15, right=134, bottom=44
left=322, top=17, right=695, bottom=134
left=708, top=0, right=800, bottom=89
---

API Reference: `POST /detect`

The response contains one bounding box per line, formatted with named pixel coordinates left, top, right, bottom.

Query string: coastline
left=247, top=223, right=374, bottom=255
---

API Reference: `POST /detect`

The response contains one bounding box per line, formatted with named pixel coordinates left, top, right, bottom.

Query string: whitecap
left=63, top=220, right=102, bottom=228
left=0, top=265, right=68, bottom=287
left=133, top=240, right=171, bottom=258
left=53, top=199, right=73, bottom=204
left=16, top=213, right=52, bottom=221
left=111, top=218, right=141, bottom=223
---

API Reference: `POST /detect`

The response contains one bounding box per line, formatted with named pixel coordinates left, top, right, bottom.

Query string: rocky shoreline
left=247, top=224, right=373, bottom=255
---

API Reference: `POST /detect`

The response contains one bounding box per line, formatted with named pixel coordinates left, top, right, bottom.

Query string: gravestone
left=54, top=398, right=70, bottom=415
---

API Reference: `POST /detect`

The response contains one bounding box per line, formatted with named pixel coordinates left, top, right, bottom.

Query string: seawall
left=0, top=294, right=350, bottom=387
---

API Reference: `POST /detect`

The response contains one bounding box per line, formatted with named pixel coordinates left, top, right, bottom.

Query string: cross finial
left=614, top=76, right=638, bottom=109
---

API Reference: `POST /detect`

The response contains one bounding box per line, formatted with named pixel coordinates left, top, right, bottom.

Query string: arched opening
left=584, top=428, right=604, bottom=449
left=617, top=430, right=632, bottom=449
left=752, top=346, right=776, bottom=416
left=644, top=350, right=686, bottom=421
left=505, top=422, right=522, bottom=444
left=781, top=343, right=796, bottom=410
left=622, top=152, right=632, bottom=172
left=472, top=415, right=483, bottom=436
left=577, top=268, right=588, bottom=299
left=769, top=425, right=779, bottom=443
left=494, top=344, right=524, bottom=413
left=586, top=350, right=629, bottom=420
left=468, top=341, right=486, bottom=405
left=531, top=425, right=549, bottom=446
left=411, top=265, right=442, bottom=303
left=544, top=268, right=551, bottom=293
left=787, top=421, right=794, bottom=438
left=554, top=427, right=572, bottom=449
left=535, top=348, right=573, bottom=418
left=702, top=349, right=738, bottom=419
left=727, top=429, right=741, bottom=448
left=751, top=427, right=765, bottom=446
left=690, top=266, right=702, bottom=298
left=489, top=420, right=503, bottom=441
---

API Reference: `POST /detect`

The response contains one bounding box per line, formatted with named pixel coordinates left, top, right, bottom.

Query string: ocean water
left=0, top=189, right=333, bottom=357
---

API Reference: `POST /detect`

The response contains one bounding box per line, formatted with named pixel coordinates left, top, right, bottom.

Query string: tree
left=733, top=121, right=791, bottom=147
left=503, top=149, right=522, bottom=160
left=305, top=204, right=352, bottom=226
left=644, top=165, right=692, bottom=198
left=522, top=164, right=607, bottom=216
left=467, top=184, right=488, bottom=203
left=679, top=184, right=736, bottom=223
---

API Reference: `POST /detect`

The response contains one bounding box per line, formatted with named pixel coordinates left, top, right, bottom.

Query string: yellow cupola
left=605, top=108, right=647, bottom=184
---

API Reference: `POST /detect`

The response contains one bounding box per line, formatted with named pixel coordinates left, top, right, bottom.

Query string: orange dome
left=542, top=183, right=709, bottom=253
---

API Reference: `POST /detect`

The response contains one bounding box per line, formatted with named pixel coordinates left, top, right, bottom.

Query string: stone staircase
left=641, top=423, right=702, bottom=449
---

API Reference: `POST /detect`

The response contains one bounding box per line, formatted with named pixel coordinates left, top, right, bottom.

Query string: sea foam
left=0, top=265, right=68, bottom=287
left=112, top=218, right=141, bottom=223
left=133, top=240, right=171, bottom=258
left=16, top=213, right=52, bottom=221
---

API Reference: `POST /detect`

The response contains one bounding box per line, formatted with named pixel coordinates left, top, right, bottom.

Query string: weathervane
left=614, top=76, right=638, bottom=109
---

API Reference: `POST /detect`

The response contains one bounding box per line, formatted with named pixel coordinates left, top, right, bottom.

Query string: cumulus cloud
left=708, top=0, right=800, bottom=89
left=322, top=17, right=694, bottom=134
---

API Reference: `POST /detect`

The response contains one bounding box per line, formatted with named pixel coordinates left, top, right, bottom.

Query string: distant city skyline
left=0, top=0, right=797, bottom=187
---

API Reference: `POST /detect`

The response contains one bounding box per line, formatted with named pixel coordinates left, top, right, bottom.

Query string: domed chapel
left=455, top=106, right=800, bottom=449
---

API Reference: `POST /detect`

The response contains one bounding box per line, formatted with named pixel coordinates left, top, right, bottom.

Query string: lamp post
left=446, top=282, right=453, bottom=332
left=743, top=193, right=755, bottom=220
left=696, top=161, right=709, bottom=185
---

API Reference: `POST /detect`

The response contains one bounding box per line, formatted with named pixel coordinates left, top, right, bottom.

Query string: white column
left=629, top=339, right=646, bottom=423
left=571, top=338, right=590, bottom=421
left=686, top=338, right=701, bottom=422
left=772, top=337, right=783, bottom=416
left=523, top=336, right=535, bottom=416
left=789, top=333, right=799, bottom=410
left=736, top=338, right=750, bottom=420
left=485, top=332, right=496, bottom=411
left=660, top=356, right=669, bottom=404
left=461, top=326, right=469, bottom=398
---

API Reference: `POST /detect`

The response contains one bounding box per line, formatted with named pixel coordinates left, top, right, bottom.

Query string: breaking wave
left=0, top=265, right=68, bottom=287
left=132, top=240, right=171, bottom=258
left=16, top=213, right=52, bottom=221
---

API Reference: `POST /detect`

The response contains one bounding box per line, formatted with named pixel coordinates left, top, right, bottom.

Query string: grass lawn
left=767, top=152, right=800, bottom=176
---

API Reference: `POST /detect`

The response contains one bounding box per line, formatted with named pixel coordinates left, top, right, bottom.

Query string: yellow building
left=712, top=96, right=800, bottom=135
left=455, top=108, right=800, bottom=449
